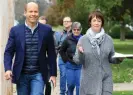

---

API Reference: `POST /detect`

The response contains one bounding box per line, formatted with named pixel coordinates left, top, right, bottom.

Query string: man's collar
left=25, top=21, right=38, bottom=31
left=63, top=28, right=72, bottom=33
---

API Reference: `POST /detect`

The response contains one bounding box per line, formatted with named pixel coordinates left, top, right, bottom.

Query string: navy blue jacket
left=4, top=23, right=57, bottom=83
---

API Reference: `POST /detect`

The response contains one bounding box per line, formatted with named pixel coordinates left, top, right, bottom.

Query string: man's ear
left=23, top=11, right=26, bottom=17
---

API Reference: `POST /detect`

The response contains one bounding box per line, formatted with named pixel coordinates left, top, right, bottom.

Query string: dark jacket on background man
left=54, top=30, right=72, bottom=55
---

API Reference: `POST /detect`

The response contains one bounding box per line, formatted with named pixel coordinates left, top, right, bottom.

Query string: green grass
left=112, top=39, right=133, bottom=83
left=113, top=91, right=133, bottom=95
left=112, top=59, right=133, bottom=83
left=52, top=25, right=63, bottom=32
left=114, top=39, right=133, bottom=54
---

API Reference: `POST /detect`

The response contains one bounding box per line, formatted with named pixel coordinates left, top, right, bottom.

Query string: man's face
left=63, top=17, right=72, bottom=29
left=24, top=3, right=39, bottom=24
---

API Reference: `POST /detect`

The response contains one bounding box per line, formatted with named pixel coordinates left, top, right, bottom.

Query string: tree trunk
left=120, top=26, right=126, bottom=41
left=0, top=0, right=14, bottom=95
left=120, top=21, right=126, bottom=41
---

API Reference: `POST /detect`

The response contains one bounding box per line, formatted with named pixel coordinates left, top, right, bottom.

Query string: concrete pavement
left=114, top=83, right=133, bottom=91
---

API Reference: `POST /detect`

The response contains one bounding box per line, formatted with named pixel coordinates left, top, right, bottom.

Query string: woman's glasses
left=73, top=29, right=80, bottom=31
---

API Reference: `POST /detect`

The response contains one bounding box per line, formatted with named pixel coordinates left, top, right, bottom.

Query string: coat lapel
left=19, top=24, right=25, bottom=51
left=38, top=24, right=45, bottom=52
left=19, top=23, right=45, bottom=52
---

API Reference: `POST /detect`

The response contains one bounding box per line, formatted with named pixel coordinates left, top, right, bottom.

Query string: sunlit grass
left=112, top=39, right=133, bottom=83
left=52, top=25, right=63, bottom=32
left=113, top=91, right=133, bottom=95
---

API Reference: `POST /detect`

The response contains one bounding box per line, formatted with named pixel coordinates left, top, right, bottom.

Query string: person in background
left=39, top=16, right=52, bottom=95
left=59, top=22, right=82, bottom=95
left=4, top=2, right=57, bottom=95
left=39, top=16, right=47, bottom=24
left=73, top=11, right=124, bottom=95
left=54, top=16, right=72, bottom=95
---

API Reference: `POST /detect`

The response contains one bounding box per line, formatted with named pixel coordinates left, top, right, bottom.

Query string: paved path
left=114, top=83, right=133, bottom=91
left=13, top=70, right=133, bottom=95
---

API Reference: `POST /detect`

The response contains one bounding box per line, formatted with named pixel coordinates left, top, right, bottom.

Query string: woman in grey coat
left=73, top=11, right=123, bottom=95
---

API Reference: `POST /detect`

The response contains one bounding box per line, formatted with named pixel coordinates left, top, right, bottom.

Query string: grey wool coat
left=73, top=34, right=119, bottom=95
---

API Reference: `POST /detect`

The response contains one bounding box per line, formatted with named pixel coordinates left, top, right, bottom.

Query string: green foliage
left=114, top=39, right=133, bottom=53
left=112, top=39, right=133, bottom=83
left=108, top=25, right=120, bottom=38
left=44, top=5, right=65, bottom=26
left=52, top=25, right=63, bottom=32
left=57, top=0, right=64, bottom=3
left=122, top=10, right=132, bottom=24
left=126, top=29, right=133, bottom=39
left=68, top=0, right=89, bottom=33
left=108, top=24, right=133, bottom=39
left=44, top=0, right=74, bottom=26
left=110, top=0, right=132, bottom=40
left=112, top=59, right=133, bottom=83
left=45, top=0, right=133, bottom=40
left=113, top=91, right=133, bottom=95
left=68, top=0, right=124, bottom=34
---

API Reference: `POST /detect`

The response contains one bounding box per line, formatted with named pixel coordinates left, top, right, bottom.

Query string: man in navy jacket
left=4, top=2, right=57, bottom=95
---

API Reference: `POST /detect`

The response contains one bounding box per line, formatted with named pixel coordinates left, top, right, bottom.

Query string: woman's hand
left=77, top=44, right=84, bottom=53
left=118, top=58, right=124, bottom=62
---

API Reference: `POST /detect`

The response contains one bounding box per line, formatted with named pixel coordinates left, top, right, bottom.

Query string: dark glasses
left=73, top=29, right=80, bottom=31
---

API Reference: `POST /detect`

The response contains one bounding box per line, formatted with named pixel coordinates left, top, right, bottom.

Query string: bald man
left=4, top=2, right=57, bottom=95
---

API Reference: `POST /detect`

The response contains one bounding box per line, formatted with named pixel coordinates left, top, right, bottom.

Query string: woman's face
left=90, top=16, right=102, bottom=32
left=72, top=28, right=81, bottom=36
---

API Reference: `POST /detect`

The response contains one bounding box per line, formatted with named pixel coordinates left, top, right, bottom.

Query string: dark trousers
left=45, top=82, right=51, bottom=95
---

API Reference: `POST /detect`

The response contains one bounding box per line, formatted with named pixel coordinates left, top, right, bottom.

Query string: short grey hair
left=72, top=22, right=82, bottom=32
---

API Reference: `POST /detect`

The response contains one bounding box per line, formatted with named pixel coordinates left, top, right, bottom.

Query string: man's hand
left=5, top=70, right=12, bottom=80
left=49, top=76, right=56, bottom=88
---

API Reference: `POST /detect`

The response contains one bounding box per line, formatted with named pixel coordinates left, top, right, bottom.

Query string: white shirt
left=25, top=21, right=38, bottom=34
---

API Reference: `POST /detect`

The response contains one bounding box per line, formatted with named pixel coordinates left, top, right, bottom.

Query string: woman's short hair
left=72, top=22, right=82, bottom=31
left=88, top=11, right=104, bottom=27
